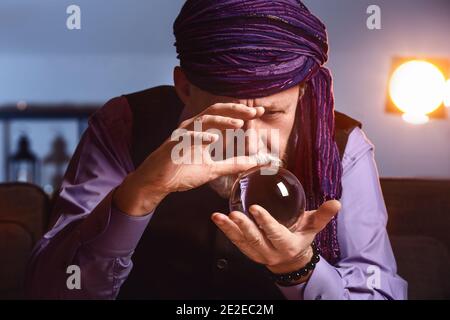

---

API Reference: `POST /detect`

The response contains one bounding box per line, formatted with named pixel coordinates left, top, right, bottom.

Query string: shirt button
left=216, top=258, right=228, bottom=270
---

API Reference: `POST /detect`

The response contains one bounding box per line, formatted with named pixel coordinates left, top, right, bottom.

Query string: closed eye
left=263, top=110, right=284, bottom=120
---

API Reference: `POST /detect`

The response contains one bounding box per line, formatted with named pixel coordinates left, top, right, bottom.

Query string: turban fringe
left=174, top=0, right=342, bottom=264
left=292, top=67, right=342, bottom=264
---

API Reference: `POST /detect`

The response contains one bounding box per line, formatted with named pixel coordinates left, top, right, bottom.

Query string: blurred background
left=0, top=0, right=449, bottom=299
left=1, top=0, right=449, bottom=189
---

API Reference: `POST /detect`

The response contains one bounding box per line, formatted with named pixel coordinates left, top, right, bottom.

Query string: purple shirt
left=25, top=96, right=408, bottom=299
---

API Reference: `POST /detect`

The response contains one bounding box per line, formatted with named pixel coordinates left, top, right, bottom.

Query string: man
left=26, top=0, right=407, bottom=299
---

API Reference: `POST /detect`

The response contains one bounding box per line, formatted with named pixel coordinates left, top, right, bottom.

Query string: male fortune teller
left=26, top=0, right=407, bottom=299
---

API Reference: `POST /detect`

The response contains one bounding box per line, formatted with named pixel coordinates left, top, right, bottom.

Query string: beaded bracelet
left=267, top=241, right=321, bottom=286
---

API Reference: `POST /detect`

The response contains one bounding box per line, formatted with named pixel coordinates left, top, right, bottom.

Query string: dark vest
left=117, top=86, right=362, bottom=300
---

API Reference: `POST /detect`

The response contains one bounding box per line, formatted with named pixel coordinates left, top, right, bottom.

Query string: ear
left=173, top=66, right=192, bottom=105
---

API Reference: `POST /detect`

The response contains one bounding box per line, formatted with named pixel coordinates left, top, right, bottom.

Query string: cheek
left=272, top=130, right=292, bottom=156
left=262, top=119, right=295, bottom=154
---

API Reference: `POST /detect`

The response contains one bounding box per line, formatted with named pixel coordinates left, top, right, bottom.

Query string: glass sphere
left=229, top=165, right=306, bottom=228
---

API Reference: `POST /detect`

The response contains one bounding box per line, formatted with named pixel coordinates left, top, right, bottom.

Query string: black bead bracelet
left=267, top=241, right=321, bottom=286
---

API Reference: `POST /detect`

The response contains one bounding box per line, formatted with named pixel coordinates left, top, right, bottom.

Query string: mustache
left=249, top=152, right=285, bottom=168
left=208, top=152, right=285, bottom=199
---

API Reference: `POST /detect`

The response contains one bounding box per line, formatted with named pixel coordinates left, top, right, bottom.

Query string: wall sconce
left=386, top=57, right=449, bottom=124
left=444, top=79, right=450, bottom=108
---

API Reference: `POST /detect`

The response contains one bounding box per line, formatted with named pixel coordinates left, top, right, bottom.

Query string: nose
left=237, top=101, right=264, bottom=156
left=242, top=117, right=256, bottom=131
left=242, top=118, right=261, bottom=156
left=240, top=99, right=260, bottom=130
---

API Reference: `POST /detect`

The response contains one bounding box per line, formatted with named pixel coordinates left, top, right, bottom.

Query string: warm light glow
left=401, top=113, right=429, bottom=125
left=389, top=60, right=446, bottom=124
left=444, top=79, right=450, bottom=108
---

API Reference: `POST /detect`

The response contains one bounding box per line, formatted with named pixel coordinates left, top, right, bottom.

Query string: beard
left=208, top=151, right=286, bottom=199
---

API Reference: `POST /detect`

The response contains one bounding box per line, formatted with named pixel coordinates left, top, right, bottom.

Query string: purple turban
left=174, top=0, right=342, bottom=264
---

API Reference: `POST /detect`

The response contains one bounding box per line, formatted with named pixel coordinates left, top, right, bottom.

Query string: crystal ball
left=229, top=165, right=306, bottom=228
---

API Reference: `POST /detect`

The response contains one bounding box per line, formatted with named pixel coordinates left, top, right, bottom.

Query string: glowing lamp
left=444, top=79, right=450, bottom=108
left=389, top=60, right=446, bottom=124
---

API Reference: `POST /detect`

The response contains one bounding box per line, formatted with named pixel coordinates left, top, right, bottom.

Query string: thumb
left=298, top=200, right=341, bottom=233
left=318, top=199, right=341, bottom=218
left=211, top=156, right=258, bottom=178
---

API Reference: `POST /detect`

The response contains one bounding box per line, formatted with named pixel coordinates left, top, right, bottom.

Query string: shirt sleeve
left=277, top=127, right=408, bottom=300
left=25, top=96, right=154, bottom=299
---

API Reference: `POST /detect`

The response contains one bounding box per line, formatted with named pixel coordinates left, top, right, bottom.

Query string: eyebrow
left=229, top=98, right=291, bottom=110
left=262, top=102, right=290, bottom=111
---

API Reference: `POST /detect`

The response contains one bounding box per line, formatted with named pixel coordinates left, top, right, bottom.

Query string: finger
left=179, top=105, right=264, bottom=130
left=228, top=211, right=272, bottom=253
left=249, top=205, right=294, bottom=249
left=211, top=212, right=244, bottom=242
left=171, top=130, right=220, bottom=145
left=206, top=103, right=261, bottom=120
left=180, top=115, right=234, bottom=131
left=254, top=106, right=265, bottom=118
left=211, top=212, right=265, bottom=262
left=298, top=200, right=341, bottom=234
left=194, top=114, right=246, bottom=131
left=180, top=114, right=242, bottom=131
left=245, top=126, right=259, bottom=156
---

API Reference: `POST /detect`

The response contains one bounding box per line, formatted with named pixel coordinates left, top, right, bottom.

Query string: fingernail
left=249, top=205, right=259, bottom=216
left=214, top=216, right=224, bottom=225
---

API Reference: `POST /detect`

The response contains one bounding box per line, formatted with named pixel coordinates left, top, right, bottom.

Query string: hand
left=211, top=200, right=341, bottom=283
left=114, top=103, right=265, bottom=216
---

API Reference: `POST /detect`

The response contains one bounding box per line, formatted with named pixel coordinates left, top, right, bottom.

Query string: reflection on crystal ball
left=229, top=165, right=306, bottom=228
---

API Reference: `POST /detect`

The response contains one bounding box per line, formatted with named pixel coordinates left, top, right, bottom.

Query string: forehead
left=254, top=85, right=300, bottom=107
left=197, top=84, right=300, bottom=108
